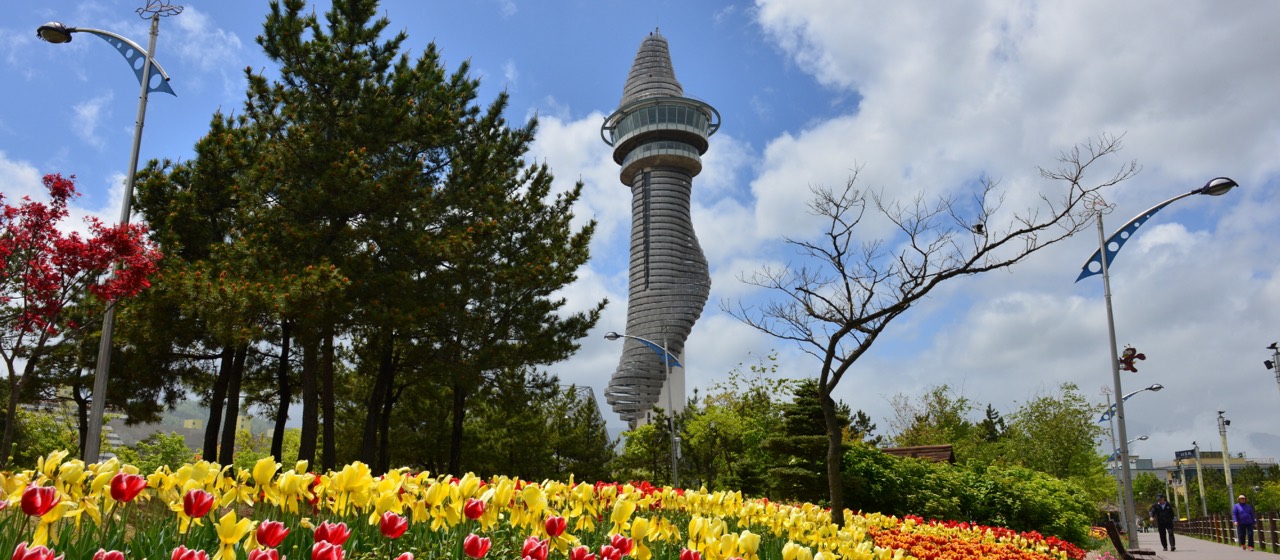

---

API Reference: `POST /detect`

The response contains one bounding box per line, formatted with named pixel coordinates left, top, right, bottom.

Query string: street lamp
left=1265, top=342, right=1279, bottom=397
left=1077, top=176, right=1238, bottom=548
left=1193, top=441, right=1208, bottom=517
left=1100, top=383, right=1162, bottom=535
left=1219, top=411, right=1235, bottom=503
left=604, top=331, right=682, bottom=487
left=36, top=2, right=182, bottom=463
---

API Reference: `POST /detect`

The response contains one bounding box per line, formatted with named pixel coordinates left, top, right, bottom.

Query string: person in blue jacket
left=1233, top=494, right=1257, bottom=551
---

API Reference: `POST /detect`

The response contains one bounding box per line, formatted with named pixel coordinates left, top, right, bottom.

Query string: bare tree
left=726, top=135, right=1138, bottom=526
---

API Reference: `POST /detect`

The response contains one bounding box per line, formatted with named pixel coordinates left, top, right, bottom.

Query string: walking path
left=1093, top=533, right=1268, bottom=560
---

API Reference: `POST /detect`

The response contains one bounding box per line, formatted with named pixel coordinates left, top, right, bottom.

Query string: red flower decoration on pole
left=256, top=520, right=289, bottom=548
left=379, top=512, right=408, bottom=539
left=463, top=534, right=491, bottom=559
left=20, top=486, right=60, bottom=517
left=182, top=489, right=214, bottom=519
left=109, top=473, right=148, bottom=503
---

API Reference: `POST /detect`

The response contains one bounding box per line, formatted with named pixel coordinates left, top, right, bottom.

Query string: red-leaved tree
left=0, top=173, right=161, bottom=467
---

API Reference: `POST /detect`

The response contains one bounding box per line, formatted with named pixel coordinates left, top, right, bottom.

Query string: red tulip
left=393, top=554, right=414, bottom=560
left=463, top=498, right=485, bottom=520
left=599, top=545, right=621, bottom=560
left=610, top=535, right=634, bottom=556
left=379, top=512, right=408, bottom=539
left=171, top=546, right=209, bottom=560
left=314, top=521, right=350, bottom=545
left=256, top=520, right=289, bottom=548
left=12, top=543, right=62, bottom=560
left=568, top=546, right=596, bottom=560
left=110, top=473, right=148, bottom=503
left=544, top=516, right=567, bottom=538
left=522, top=537, right=549, bottom=560
left=248, top=549, right=278, bottom=560
left=679, top=549, right=701, bottom=560
left=182, top=489, right=215, bottom=518
left=463, top=534, right=491, bottom=559
left=20, top=486, right=60, bottom=517
left=93, top=550, right=124, bottom=560
left=310, top=542, right=344, bottom=560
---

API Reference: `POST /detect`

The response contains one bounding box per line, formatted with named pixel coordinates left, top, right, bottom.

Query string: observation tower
left=601, top=30, right=719, bottom=427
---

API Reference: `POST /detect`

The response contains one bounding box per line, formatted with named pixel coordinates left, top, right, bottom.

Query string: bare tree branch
left=722, top=134, right=1139, bottom=526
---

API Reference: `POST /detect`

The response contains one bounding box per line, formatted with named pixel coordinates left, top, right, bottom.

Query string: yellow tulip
left=212, top=510, right=253, bottom=560
left=252, top=457, right=280, bottom=488
left=610, top=497, right=637, bottom=534
left=631, top=517, right=653, bottom=560
left=738, top=530, right=761, bottom=557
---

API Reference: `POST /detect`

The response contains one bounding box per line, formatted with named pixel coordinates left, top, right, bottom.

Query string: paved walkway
left=1093, top=533, right=1270, bottom=560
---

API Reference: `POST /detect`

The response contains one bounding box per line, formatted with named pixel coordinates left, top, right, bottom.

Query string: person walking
left=1149, top=495, right=1177, bottom=551
left=1233, top=494, right=1257, bottom=551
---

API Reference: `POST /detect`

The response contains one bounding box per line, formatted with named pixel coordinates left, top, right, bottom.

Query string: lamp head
left=1138, top=435, right=1149, bottom=441
left=1147, top=383, right=1164, bottom=392
left=36, top=22, right=74, bottom=43
left=1268, top=342, right=1278, bottom=350
left=603, top=331, right=621, bottom=341
left=1196, top=176, right=1238, bottom=196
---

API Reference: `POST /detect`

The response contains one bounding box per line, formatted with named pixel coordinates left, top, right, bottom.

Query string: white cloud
left=71, top=92, right=113, bottom=148
left=744, top=0, right=1280, bottom=460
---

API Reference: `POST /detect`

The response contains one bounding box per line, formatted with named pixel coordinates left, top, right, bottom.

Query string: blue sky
left=4, top=1, right=1280, bottom=467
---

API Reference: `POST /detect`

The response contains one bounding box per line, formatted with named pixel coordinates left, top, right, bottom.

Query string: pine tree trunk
left=361, top=328, right=393, bottom=464
left=203, top=347, right=234, bottom=461
left=449, top=380, right=467, bottom=475
left=321, top=330, right=336, bottom=471
left=297, top=335, right=319, bottom=467
left=271, top=322, right=293, bottom=461
left=218, top=345, right=247, bottom=465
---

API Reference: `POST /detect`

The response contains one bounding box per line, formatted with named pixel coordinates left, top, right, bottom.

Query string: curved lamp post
left=36, top=2, right=182, bottom=463
left=1077, top=176, right=1238, bottom=548
left=1101, top=384, right=1161, bottom=535
left=604, top=331, right=681, bottom=487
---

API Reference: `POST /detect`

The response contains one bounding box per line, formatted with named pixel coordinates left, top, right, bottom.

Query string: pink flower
left=545, top=516, right=567, bottom=538
left=171, top=546, right=209, bottom=560
left=379, top=512, right=408, bottom=539
left=522, top=536, right=549, bottom=560
left=256, top=520, right=289, bottom=548
left=109, top=473, right=148, bottom=503
left=568, top=546, right=596, bottom=560
left=463, top=534, right=491, bottom=559
left=310, top=542, right=343, bottom=560
left=314, top=521, right=350, bottom=545
left=12, top=543, right=62, bottom=560
left=464, top=498, right=485, bottom=520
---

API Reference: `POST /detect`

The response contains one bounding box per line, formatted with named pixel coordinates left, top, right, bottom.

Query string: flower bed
left=0, top=451, right=1083, bottom=560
